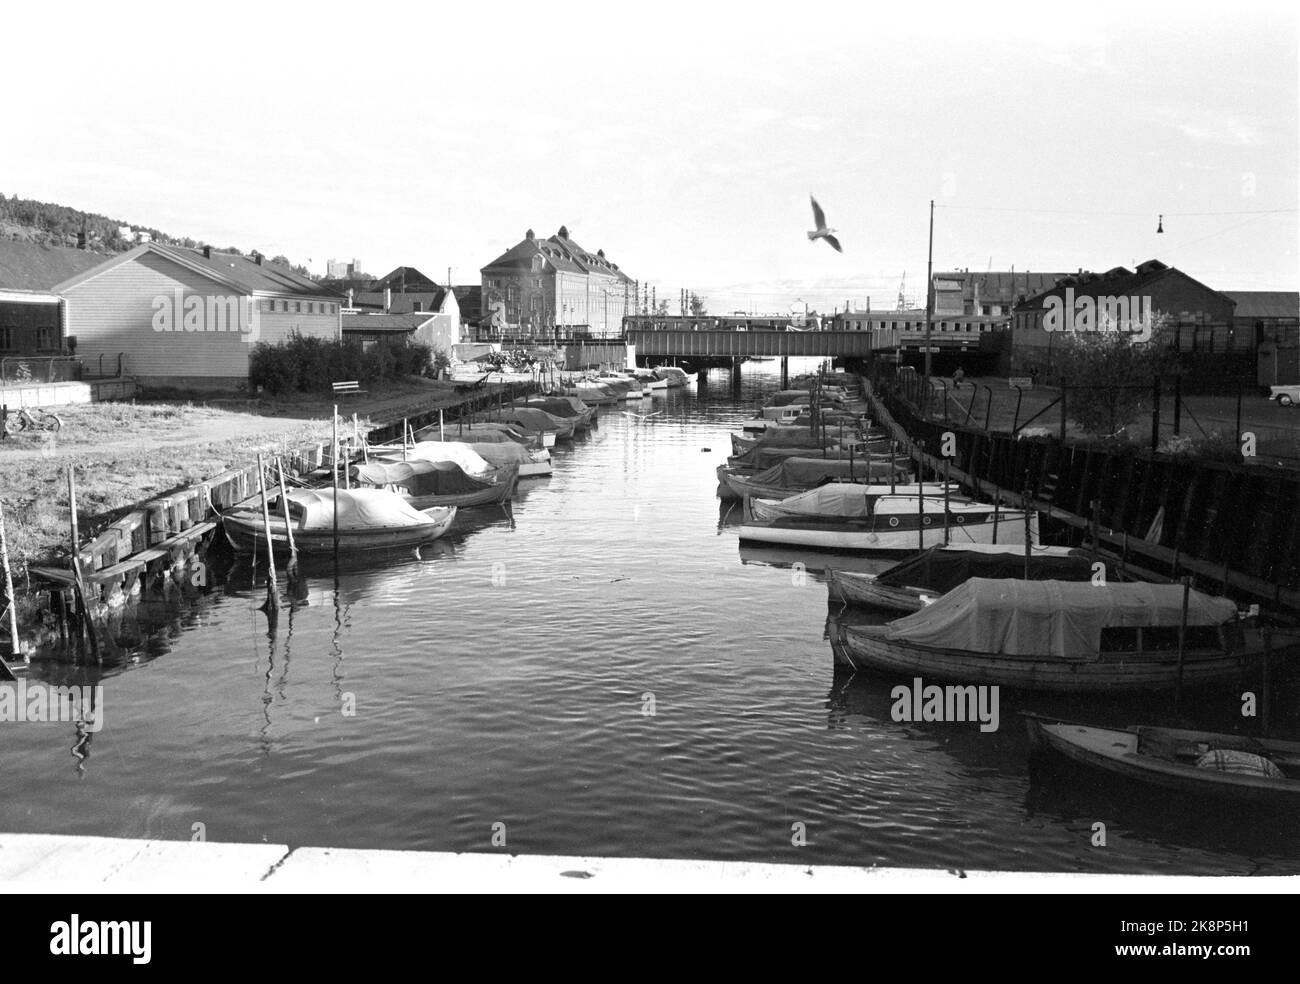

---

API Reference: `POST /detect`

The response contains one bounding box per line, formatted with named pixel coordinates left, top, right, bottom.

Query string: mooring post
left=890, top=441, right=897, bottom=493
left=440, top=409, right=445, bottom=443
left=332, top=412, right=340, bottom=563
left=1235, top=381, right=1243, bottom=447
left=67, top=466, right=100, bottom=664
left=991, top=484, right=1001, bottom=544
left=1022, top=487, right=1033, bottom=577
left=1261, top=625, right=1273, bottom=736
left=275, top=456, right=299, bottom=581
left=943, top=457, right=951, bottom=545
left=917, top=440, right=926, bottom=551
left=1173, top=374, right=1182, bottom=437
left=0, top=498, right=20, bottom=675
left=1059, top=377, right=1068, bottom=442
left=1150, top=375, right=1161, bottom=452
left=1175, top=575, right=1191, bottom=708
left=256, top=452, right=280, bottom=619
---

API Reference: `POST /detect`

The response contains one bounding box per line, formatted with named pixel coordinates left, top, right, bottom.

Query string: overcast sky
left=6, top=1, right=1296, bottom=314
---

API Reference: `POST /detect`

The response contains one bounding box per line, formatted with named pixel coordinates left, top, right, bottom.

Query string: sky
left=4, top=1, right=1297, bottom=315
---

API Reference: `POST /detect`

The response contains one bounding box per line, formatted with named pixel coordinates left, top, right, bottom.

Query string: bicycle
left=1, top=406, right=64, bottom=438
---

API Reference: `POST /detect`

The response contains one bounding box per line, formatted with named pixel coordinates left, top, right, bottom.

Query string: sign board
left=1008, top=376, right=1033, bottom=389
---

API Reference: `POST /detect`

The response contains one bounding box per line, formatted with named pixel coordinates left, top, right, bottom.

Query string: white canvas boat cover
left=461, top=442, right=544, bottom=468
left=390, top=441, right=493, bottom=475
left=884, top=578, right=1238, bottom=659
left=272, top=488, right=438, bottom=529
left=353, top=459, right=497, bottom=495
left=507, top=406, right=567, bottom=431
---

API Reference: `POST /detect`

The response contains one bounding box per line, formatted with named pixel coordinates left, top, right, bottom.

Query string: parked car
left=1270, top=383, right=1300, bottom=407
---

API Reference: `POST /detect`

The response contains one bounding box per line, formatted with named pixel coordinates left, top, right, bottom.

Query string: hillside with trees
left=0, top=194, right=316, bottom=278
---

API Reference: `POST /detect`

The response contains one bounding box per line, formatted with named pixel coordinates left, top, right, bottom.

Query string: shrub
left=248, top=331, right=435, bottom=394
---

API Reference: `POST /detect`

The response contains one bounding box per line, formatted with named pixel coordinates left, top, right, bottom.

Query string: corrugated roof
left=1224, top=291, right=1299, bottom=320
left=0, top=239, right=115, bottom=291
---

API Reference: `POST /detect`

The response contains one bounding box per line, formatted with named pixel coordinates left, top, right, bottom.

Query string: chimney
left=202, top=245, right=212, bottom=259
left=254, top=252, right=263, bottom=265
left=972, top=279, right=980, bottom=314
left=384, top=288, right=392, bottom=313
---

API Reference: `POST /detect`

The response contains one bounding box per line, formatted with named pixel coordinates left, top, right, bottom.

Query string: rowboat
left=222, top=487, right=456, bottom=555
left=827, top=544, right=1097, bottom=613
left=1024, top=714, right=1300, bottom=803
left=741, top=490, right=1036, bottom=551
left=352, top=458, right=518, bottom=509
left=828, top=579, right=1296, bottom=692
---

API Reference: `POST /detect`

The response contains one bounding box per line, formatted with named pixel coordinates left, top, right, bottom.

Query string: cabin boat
left=829, top=579, right=1296, bottom=692
left=1024, top=715, right=1300, bottom=803
left=718, top=458, right=917, bottom=501
left=827, top=544, right=1099, bottom=613
left=222, top=487, right=456, bottom=555
left=352, top=459, right=518, bottom=509
left=740, top=487, right=1035, bottom=551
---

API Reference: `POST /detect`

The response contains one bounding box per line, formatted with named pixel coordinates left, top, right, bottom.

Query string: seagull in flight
left=808, top=195, right=842, bottom=253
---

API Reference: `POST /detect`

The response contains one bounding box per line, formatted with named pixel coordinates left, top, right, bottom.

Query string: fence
left=870, top=368, right=1300, bottom=609
left=0, top=355, right=83, bottom=384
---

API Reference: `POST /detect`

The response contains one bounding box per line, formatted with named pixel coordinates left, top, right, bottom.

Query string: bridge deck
left=626, top=329, right=892, bottom=358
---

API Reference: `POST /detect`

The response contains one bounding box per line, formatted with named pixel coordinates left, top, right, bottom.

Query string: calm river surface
left=5, top=359, right=1299, bottom=874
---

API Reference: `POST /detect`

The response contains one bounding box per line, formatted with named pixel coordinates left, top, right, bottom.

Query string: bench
left=332, top=381, right=366, bottom=398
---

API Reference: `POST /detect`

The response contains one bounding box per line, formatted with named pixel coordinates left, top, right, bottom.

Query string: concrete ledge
left=4, top=833, right=1292, bottom=892
left=0, top=378, right=136, bottom=409
left=0, top=833, right=287, bottom=888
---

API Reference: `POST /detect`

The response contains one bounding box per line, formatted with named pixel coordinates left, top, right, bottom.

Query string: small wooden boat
left=1024, top=714, right=1300, bottom=803
left=827, top=544, right=1098, bottom=612
left=829, top=579, right=1297, bottom=692
left=741, top=490, right=1035, bottom=552
left=352, top=459, right=518, bottom=508
left=222, top=488, right=455, bottom=555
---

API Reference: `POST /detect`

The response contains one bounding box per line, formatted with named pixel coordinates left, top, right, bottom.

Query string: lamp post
left=924, top=198, right=935, bottom=382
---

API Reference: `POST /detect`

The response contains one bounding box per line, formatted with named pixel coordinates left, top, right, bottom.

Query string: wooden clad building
left=53, top=243, right=342, bottom=389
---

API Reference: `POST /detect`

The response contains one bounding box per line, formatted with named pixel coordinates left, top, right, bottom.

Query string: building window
left=488, top=279, right=500, bottom=288
left=533, top=278, right=542, bottom=289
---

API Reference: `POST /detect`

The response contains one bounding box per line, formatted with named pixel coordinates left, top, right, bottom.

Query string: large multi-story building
left=934, top=270, right=1070, bottom=317
left=480, top=226, right=634, bottom=336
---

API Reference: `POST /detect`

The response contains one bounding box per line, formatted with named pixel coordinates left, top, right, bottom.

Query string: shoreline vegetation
left=0, top=377, right=502, bottom=572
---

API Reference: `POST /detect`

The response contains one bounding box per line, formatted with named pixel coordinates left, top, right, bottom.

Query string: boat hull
left=829, top=620, right=1289, bottom=693
left=222, top=508, right=456, bottom=556
left=826, top=569, right=926, bottom=612
left=1025, top=716, right=1300, bottom=802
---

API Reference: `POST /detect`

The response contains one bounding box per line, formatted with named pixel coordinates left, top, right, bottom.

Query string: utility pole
left=924, top=199, right=935, bottom=382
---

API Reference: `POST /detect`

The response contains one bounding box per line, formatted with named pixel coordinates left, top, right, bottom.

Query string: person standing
left=953, top=366, right=965, bottom=389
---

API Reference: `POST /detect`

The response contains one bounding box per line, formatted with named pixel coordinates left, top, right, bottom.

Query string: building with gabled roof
left=52, top=243, right=342, bottom=389
left=0, top=240, right=116, bottom=356
left=480, top=226, right=634, bottom=336
left=1225, top=291, right=1299, bottom=386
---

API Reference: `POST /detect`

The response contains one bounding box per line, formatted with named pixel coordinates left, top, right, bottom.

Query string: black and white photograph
left=1, top=0, right=1297, bottom=923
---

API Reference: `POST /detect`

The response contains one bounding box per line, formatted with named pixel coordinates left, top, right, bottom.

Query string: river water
left=4, top=358, right=1298, bottom=875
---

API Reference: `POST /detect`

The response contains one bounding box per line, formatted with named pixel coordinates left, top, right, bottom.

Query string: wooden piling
left=0, top=498, right=22, bottom=666
left=275, top=456, right=298, bottom=580
left=1175, top=575, right=1191, bottom=707
left=332, top=411, right=340, bottom=561
left=256, top=452, right=280, bottom=618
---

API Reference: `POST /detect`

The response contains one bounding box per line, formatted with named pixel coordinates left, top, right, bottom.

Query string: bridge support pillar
left=780, top=357, right=789, bottom=389
left=731, top=357, right=742, bottom=391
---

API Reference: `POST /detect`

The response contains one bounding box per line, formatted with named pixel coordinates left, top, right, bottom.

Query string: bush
left=249, top=331, right=435, bottom=394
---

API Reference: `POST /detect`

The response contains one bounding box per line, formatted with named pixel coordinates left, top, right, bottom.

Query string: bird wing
left=823, top=233, right=843, bottom=253
left=810, top=195, right=827, bottom=231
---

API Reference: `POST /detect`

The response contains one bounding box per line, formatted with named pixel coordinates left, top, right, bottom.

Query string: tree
left=1055, top=316, right=1176, bottom=437
left=654, top=299, right=670, bottom=316
left=688, top=292, right=707, bottom=316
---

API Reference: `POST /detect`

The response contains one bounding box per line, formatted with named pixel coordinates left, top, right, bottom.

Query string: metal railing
left=0, top=355, right=83, bottom=384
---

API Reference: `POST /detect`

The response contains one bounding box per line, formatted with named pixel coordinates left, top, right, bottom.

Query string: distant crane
left=896, top=271, right=907, bottom=311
